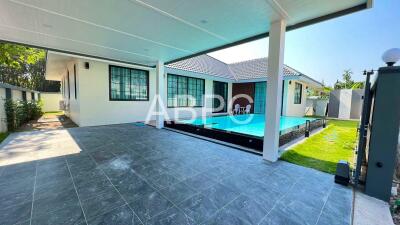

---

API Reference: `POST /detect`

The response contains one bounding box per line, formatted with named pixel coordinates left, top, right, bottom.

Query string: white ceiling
left=0, top=0, right=370, bottom=67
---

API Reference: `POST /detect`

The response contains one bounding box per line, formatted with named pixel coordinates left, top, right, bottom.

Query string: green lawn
left=0, top=132, right=9, bottom=144
left=280, top=120, right=358, bottom=174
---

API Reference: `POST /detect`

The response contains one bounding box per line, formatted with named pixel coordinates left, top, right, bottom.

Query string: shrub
left=4, top=99, right=43, bottom=131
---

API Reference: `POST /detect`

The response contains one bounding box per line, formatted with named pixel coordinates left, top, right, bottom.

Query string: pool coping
left=164, top=117, right=325, bottom=152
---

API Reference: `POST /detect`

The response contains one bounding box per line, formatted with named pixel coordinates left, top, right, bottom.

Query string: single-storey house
left=46, top=52, right=322, bottom=127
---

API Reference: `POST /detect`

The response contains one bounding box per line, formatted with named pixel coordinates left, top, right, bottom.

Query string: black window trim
left=74, top=64, right=77, bottom=100
left=108, top=65, right=150, bottom=101
left=5, top=88, right=12, bottom=100
left=67, top=70, right=70, bottom=100
left=22, top=91, right=27, bottom=101
left=294, top=82, right=302, bottom=104
left=167, top=73, right=205, bottom=108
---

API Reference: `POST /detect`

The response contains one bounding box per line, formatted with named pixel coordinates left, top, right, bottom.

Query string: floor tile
left=221, top=195, right=268, bottom=225
left=90, top=150, right=116, bottom=164
left=81, top=188, right=125, bottom=220
left=147, top=206, right=194, bottom=225
left=129, top=191, right=174, bottom=223
left=183, top=173, right=218, bottom=191
left=31, top=202, right=85, bottom=225
left=0, top=178, right=34, bottom=209
left=0, top=201, right=32, bottom=225
left=75, top=176, right=115, bottom=201
left=33, top=186, right=79, bottom=217
left=87, top=204, right=143, bottom=225
left=159, top=181, right=198, bottom=205
left=147, top=172, right=181, bottom=189
left=114, top=174, right=156, bottom=203
left=204, top=209, right=252, bottom=225
left=34, top=177, right=74, bottom=200
left=201, top=183, right=240, bottom=209
left=178, top=193, right=219, bottom=224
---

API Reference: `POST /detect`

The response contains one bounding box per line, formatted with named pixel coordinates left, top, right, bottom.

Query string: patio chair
left=233, top=104, right=240, bottom=114
left=245, top=104, right=251, bottom=114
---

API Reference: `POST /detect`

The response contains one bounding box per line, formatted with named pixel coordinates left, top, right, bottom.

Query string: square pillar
left=156, top=61, right=164, bottom=129
left=263, top=20, right=286, bottom=162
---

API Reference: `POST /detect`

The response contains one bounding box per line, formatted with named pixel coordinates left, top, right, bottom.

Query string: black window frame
left=109, top=65, right=150, bottom=101
left=167, top=74, right=205, bottom=108
left=31, top=92, right=35, bottom=101
left=294, top=82, right=302, bottom=104
left=22, top=91, right=27, bottom=101
left=67, top=70, right=70, bottom=99
left=212, top=81, right=228, bottom=113
left=5, top=88, right=12, bottom=100
left=74, top=64, right=77, bottom=99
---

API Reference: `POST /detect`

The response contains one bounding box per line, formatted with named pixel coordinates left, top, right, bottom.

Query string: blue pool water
left=179, top=114, right=315, bottom=137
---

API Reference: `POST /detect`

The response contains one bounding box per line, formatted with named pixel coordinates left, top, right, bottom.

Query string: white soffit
left=0, top=0, right=370, bottom=67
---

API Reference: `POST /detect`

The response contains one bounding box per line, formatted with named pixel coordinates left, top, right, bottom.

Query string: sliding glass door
left=213, top=81, right=228, bottom=113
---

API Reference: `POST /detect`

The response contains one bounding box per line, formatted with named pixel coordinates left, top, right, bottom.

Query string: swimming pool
left=178, top=114, right=316, bottom=137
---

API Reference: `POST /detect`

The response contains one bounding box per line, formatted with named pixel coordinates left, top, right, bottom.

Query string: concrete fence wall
left=41, top=92, right=62, bottom=112
left=0, top=84, right=39, bottom=133
left=328, top=89, right=363, bottom=120
left=306, top=98, right=329, bottom=116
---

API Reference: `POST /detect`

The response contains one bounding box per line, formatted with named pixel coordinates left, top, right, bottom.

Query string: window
left=74, top=64, right=77, bottom=99
left=31, top=92, right=35, bottom=100
left=109, top=65, right=149, bottom=101
left=67, top=70, right=70, bottom=99
left=5, top=88, right=11, bottom=100
left=213, top=81, right=228, bottom=113
left=22, top=91, right=27, bottom=101
left=294, top=82, right=302, bottom=104
left=167, top=74, right=204, bottom=107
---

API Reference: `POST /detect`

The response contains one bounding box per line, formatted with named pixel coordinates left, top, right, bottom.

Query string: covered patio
left=0, top=0, right=372, bottom=161
left=0, top=124, right=351, bottom=225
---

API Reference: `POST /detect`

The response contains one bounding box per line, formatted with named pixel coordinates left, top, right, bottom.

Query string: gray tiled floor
left=0, top=124, right=352, bottom=225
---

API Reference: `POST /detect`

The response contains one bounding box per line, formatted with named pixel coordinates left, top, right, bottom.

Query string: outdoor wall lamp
left=382, top=48, right=400, bottom=66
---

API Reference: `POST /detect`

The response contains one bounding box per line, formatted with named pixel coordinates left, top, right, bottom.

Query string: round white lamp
left=382, top=48, right=400, bottom=66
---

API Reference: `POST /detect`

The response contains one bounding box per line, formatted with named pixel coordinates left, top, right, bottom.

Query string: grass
left=0, top=132, right=9, bottom=144
left=44, top=111, right=64, bottom=116
left=280, top=119, right=359, bottom=174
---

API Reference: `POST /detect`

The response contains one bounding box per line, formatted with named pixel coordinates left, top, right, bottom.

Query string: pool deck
left=0, top=124, right=352, bottom=225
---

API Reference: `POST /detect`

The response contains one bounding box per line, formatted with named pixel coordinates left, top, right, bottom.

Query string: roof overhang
left=0, top=0, right=372, bottom=67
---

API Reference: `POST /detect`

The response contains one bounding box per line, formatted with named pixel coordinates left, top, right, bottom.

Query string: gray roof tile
left=166, top=55, right=303, bottom=81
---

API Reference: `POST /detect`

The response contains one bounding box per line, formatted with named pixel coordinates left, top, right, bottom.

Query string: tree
left=334, top=69, right=363, bottom=90
left=342, top=69, right=354, bottom=89
left=0, top=42, right=60, bottom=91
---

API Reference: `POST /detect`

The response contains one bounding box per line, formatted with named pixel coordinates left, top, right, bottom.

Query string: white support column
left=263, top=19, right=286, bottom=162
left=156, top=61, right=165, bottom=129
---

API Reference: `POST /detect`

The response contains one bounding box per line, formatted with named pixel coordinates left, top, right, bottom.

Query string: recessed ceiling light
left=200, top=20, right=208, bottom=24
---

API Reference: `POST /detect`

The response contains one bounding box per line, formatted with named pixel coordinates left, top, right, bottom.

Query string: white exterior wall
left=0, top=88, right=7, bottom=132
left=72, top=59, right=156, bottom=127
left=41, top=92, right=62, bottom=112
left=284, top=80, right=308, bottom=117
left=338, top=89, right=352, bottom=119
left=57, top=58, right=234, bottom=127
left=11, top=90, right=22, bottom=101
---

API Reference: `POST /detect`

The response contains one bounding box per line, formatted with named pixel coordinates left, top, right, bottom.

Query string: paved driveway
left=0, top=124, right=352, bottom=225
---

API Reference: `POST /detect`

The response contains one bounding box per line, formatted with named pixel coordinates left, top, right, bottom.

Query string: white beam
left=263, top=19, right=286, bottom=162
left=156, top=61, right=165, bottom=129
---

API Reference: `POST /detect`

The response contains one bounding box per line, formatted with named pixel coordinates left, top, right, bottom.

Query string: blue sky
left=208, top=1, right=400, bottom=86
